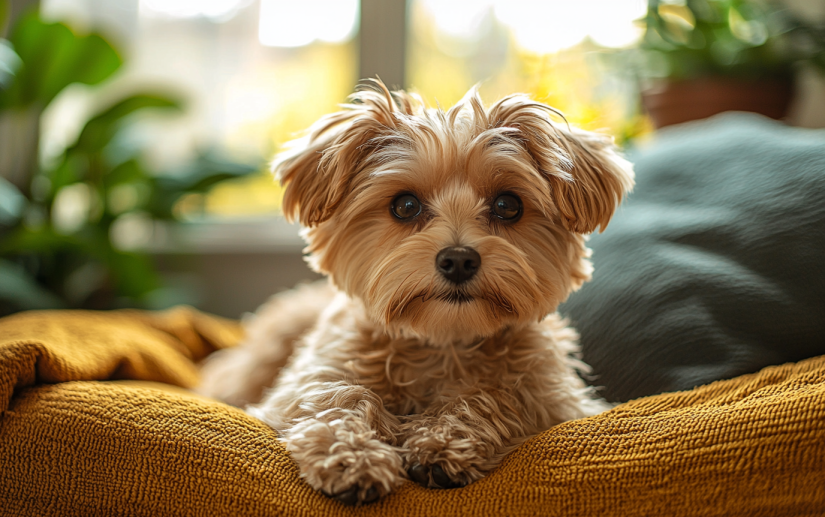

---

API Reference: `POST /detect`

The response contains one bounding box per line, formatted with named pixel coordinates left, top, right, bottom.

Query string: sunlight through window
left=421, top=0, right=646, bottom=54
left=258, top=0, right=359, bottom=48
left=420, top=0, right=491, bottom=40
left=493, top=0, right=646, bottom=52
left=139, top=0, right=250, bottom=21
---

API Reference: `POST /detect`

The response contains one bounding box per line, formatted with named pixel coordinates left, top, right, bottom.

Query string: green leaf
left=0, top=175, right=26, bottom=225
left=158, top=152, right=258, bottom=192
left=105, top=158, right=148, bottom=186
left=0, top=11, right=122, bottom=109
left=71, top=93, right=183, bottom=155
left=0, top=258, right=67, bottom=310
left=62, top=225, right=159, bottom=299
left=147, top=152, right=258, bottom=219
left=0, top=225, right=77, bottom=255
left=0, top=40, right=21, bottom=89
left=47, top=153, right=85, bottom=191
left=105, top=249, right=161, bottom=298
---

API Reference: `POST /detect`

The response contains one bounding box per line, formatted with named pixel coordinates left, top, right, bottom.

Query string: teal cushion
left=561, top=113, right=825, bottom=402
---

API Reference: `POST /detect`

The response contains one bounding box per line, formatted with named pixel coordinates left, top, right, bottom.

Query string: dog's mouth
left=437, top=290, right=474, bottom=304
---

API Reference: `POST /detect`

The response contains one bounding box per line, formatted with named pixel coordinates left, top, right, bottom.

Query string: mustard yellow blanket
left=1, top=308, right=823, bottom=516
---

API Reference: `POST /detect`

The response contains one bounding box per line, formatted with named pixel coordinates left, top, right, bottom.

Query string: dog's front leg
left=401, top=388, right=530, bottom=489
left=249, top=381, right=404, bottom=505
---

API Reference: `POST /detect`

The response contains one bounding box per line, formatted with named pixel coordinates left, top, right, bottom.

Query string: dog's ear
left=489, top=96, right=634, bottom=233
left=274, top=79, right=414, bottom=226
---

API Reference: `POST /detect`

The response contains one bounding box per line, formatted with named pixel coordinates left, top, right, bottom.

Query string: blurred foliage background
left=0, top=4, right=257, bottom=315
left=1, top=0, right=823, bottom=317
left=636, top=0, right=825, bottom=81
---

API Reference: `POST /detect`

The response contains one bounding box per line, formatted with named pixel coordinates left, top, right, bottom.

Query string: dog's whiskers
left=388, top=276, right=428, bottom=322
left=437, top=290, right=474, bottom=304
left=385, top=272, right=420, bottom=323
left=480, top=289, right=517, bottom=316
left=420, top=277, right=437, bottom=303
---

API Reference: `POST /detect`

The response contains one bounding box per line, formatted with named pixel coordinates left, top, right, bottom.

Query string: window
left=40, top=0, right=649, bottom=221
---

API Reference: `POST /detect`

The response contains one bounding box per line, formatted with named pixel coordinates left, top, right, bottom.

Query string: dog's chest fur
left=282, top=293, right=586, bottom=428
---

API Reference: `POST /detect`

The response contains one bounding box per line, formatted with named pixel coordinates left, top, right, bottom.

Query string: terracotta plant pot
left=641, top=77, right=795, bottom=129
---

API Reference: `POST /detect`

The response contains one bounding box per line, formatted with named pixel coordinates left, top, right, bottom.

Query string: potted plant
left=636, top=0, right=825, bottom=128
left=0, top=7, right=257, bottom=316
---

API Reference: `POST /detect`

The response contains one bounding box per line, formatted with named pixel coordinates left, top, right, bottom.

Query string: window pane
left=407, top=0, right=651, bottom=141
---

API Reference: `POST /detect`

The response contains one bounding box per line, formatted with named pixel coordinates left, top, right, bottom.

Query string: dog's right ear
left=275, top=80, right=414, bottom=227
left=488, top=95, right=634, bottom=234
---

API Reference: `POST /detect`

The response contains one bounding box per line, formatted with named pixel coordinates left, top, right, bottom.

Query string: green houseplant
left=636, top=0, right=825, bottom=128
left=0, top=7, right=256, bottom=316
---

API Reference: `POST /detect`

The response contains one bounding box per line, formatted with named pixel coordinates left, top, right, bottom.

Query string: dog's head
left=275, top=80, right=633, bottom=344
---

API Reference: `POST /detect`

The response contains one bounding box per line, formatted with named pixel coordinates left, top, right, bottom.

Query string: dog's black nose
left=436, top=247, right=481, bottom=285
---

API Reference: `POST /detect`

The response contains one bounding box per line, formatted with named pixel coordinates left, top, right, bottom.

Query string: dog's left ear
left=274, top=79, right=413, bottom=227
left=490, top=96, right=635, bottom=233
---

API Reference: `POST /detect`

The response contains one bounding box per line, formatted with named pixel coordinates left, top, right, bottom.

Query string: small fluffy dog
left=199, top=79, right=634, bottom=505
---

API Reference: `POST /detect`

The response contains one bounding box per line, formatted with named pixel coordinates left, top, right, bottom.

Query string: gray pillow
left=561, top=113, right=825, bottom=402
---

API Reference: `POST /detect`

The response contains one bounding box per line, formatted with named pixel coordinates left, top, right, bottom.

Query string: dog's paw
left=407, top=462, right=467, bottom=489
left=284, top=416, right=404, bottom=505
left=321, top=485, right=381, bottom=506
left=402, top=419, right=490, bottom=489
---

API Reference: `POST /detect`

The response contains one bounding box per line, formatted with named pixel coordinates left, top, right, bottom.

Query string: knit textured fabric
left=1, top=307, right=823, bottom=516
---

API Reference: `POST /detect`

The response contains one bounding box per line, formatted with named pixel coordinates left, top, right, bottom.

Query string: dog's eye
left=391, top=194, right=422, bottom=220
left=492, top=193, right=522, bottom=221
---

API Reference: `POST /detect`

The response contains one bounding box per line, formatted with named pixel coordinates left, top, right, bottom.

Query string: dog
left=198, top=79, right=634, bottom=505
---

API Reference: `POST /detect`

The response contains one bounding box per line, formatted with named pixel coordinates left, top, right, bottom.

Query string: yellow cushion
left=1, top=308, right=823, bottom=516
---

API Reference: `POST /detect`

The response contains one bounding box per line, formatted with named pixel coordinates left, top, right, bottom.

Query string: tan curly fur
left=198, top=79, right=634, bottom=505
